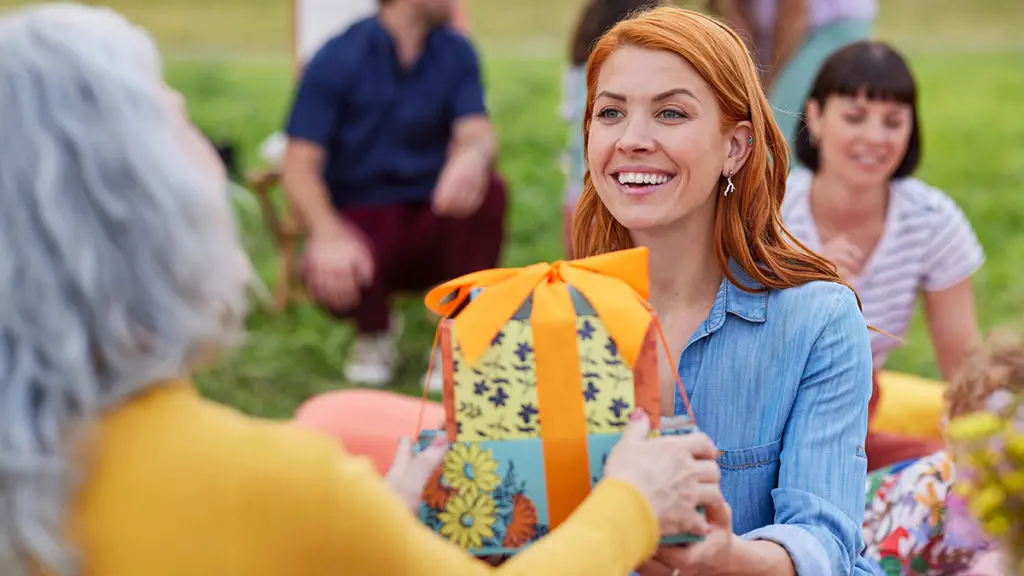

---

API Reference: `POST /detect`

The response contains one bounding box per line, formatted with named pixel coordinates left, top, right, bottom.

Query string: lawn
left=8, top=0, right=1023, bottom=418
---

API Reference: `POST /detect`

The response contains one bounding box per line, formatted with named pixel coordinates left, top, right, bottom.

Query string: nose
left=865, top=116, right=889, bottom=144
left=615, top=115, right=655, bottom=154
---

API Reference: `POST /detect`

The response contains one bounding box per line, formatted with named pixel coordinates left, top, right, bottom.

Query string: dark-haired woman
left=782, top=41, right=985, bottom=471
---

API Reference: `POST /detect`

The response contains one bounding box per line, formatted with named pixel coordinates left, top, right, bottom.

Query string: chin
left=607, top=208, right=674, bottom=233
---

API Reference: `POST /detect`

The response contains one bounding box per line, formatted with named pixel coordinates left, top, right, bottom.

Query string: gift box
left=412, top=248, right=704, bottom=555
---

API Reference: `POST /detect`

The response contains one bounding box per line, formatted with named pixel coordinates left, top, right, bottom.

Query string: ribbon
left=424, top=247, right=662, bottom=529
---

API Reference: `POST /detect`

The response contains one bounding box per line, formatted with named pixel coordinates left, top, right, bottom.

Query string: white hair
left=0, top=3, right=249, bottom=574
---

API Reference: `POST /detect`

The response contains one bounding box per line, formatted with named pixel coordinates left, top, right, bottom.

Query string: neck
left=378, top=3, right=431, bottom=59
left=810, top=170, right=888, bottom=229
left=631, top=212, right=721, bottom=314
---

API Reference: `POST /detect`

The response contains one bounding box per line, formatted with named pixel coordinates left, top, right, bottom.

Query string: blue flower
left=514, top=342, right=533, bottom=363
left=609, top=398, right=630, bottom=418
left=491, top=331, right=505, bottom=347
left=518, top=403, right=539, bottom=424
left=605, top=337, right=618, bottom=358
left=489, top=387, right=509, bottom=407
left=577, top=319, right=596, bottom=340
left=473, top=380, right=490, bottom=396
left=583, top=381, right=600, bottom=402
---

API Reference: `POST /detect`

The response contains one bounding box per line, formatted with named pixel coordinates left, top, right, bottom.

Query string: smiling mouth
left=614, top=171, right=676, bottom=192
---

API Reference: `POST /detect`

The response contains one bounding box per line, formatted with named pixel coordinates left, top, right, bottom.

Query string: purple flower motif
left=944, top=493, right=989, bottom=550
left=985, top=389, right=1015, bottom=414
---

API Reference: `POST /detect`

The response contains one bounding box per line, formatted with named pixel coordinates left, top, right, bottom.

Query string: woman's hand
left=384, top=435, right=448, bottom=514
left=636, top=497, right=737, bottom=576
left=818, top=235, right=864, bottom=281
left=604, top=411, right=726, bottom=538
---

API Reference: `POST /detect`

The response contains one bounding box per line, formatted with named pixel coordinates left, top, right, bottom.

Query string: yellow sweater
left=69, top=381, right=659, bottom=575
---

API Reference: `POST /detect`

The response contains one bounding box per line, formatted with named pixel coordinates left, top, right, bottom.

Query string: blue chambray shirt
left=648, top=264, right=877, bottom=576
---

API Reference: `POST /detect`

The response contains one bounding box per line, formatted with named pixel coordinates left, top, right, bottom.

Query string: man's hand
left=303, top=224, right=375, bottom=311
left=431, top=148, right=490, bottom=218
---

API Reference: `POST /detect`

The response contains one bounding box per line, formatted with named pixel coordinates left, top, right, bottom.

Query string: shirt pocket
left=718, top=438, right=783, bottom=472
left=717, top=439, right=783, bottom=533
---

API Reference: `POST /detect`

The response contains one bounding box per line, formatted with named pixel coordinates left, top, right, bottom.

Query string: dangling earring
left=723, top=171, right=735, bottom=197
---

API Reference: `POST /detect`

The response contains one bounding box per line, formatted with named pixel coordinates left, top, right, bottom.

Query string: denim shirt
left=668, top=266, right=876, bottom=576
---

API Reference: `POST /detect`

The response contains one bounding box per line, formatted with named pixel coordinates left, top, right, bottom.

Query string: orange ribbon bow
left=420, top=247, right=693, bottom=529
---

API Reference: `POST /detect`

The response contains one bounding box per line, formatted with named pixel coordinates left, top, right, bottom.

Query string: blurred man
left=283, top=0, right=505, bottom=390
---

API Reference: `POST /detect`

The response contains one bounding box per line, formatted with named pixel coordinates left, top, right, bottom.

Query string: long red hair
left=572, top=6, right=858, bottom=303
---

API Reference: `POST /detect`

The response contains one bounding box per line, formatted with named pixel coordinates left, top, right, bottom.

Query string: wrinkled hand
left=819, top=235, right=864, bottom=281
left=303, top=227, right=375, bottom=311
left=604, top=411, right=725, bottom=538
left=637, top=498, right=736, bottom=576
left=384, top=436, right=448, bottom=514
left=431, top=150, right=489, bottom=218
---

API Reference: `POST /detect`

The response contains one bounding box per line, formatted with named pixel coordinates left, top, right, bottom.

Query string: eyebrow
left=596, top=87, right=700, bottom=103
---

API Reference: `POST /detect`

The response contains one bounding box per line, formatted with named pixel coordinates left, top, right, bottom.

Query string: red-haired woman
left=576, top=6, right=874, bottom=576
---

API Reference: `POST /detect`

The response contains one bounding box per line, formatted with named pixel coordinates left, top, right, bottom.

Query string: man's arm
left=281, top=44, right=349, bottom=237
left=282, top=142, right=345, bottom=237
left=449, top=114, right=496, bottom=171
left=448, top=36, right=496, bottom=168
left=432, top=39, right=497, bottom=217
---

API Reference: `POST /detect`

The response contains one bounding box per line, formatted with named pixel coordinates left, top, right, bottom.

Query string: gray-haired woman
left=0, top=3, right=727, bottom=576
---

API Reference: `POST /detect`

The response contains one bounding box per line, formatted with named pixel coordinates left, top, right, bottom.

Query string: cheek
left=585, top=127, right=615, bottom=171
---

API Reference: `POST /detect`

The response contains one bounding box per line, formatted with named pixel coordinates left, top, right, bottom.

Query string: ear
left=723, top=120, right=753, bottom=177
left=804, top=99, right=823, bottom=143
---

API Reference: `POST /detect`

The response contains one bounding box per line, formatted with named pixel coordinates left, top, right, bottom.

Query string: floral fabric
left=862, top=450, right=992, bottom=575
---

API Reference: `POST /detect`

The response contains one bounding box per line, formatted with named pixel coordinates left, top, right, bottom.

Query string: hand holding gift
left=605, top=410, right=724, bottom=538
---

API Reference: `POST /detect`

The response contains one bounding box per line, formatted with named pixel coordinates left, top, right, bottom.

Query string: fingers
left=691, top=458, right=721, bottom=484
left=620, top=410, right=653, bottom=443
left=701, top=492, right=733, bottom=530
left=385, top=436, right=413, bottom=481
left=636, top=558, right=676, bottom=576
left=351, top=243, right=376, bottom=287
left=313, top=266, right=360, bottom=310
left=411, top=435, right=449, bottom=478
left=665, top=432, right=719, bottom=461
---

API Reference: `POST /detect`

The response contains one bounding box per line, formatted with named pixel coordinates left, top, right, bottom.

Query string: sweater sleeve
left=317, top=445, right=659, bottom=574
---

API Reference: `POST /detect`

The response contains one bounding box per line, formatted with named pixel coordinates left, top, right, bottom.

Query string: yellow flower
left=443, top=443, right=500, bottom=496
left=947, top=412, right=1003, bottom=442
left=438, top=491, right=497, bottom=549
left=969, top=485, right=1006, bottom=520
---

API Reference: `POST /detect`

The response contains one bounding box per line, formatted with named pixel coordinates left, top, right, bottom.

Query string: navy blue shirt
left=285, top=16, right=487, bottom=209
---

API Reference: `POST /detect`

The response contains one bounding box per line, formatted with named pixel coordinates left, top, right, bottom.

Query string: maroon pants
left=310, top=174, right=507, bottom=334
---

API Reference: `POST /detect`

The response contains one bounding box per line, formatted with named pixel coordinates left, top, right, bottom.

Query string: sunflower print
left=443, top=442, right=501, bottom=496
left=438, top=491, right=498, bottom=549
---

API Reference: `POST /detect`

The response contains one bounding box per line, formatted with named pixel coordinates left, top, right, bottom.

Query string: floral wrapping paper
left=414, top=307, right=661, bottom=555
left=447, top=315, right=655, bottom=442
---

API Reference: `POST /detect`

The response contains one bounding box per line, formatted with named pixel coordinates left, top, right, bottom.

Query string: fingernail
left=630, top=409, right=645, bottom=421
left=430, top=435, right=447, bottom=448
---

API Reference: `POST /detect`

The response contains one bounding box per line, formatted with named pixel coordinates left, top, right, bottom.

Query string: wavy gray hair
left=0, top=4, right=250, bottom=574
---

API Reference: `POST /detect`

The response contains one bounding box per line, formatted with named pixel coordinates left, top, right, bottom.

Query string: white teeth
left=617, top=172, right=671, bottom=185
left=853, top=155, right=883, bottom=165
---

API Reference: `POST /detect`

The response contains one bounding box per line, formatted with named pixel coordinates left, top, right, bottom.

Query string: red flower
left=423, top=465, right=453, bottom=510
left=503, top=494, right=538, bottom=548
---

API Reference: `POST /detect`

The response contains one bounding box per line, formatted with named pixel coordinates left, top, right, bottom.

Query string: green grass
left=8, top=0, right=1024, bottom=417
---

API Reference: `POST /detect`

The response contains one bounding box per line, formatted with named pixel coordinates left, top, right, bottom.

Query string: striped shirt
left=782, top=168, right=985, bottom=369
